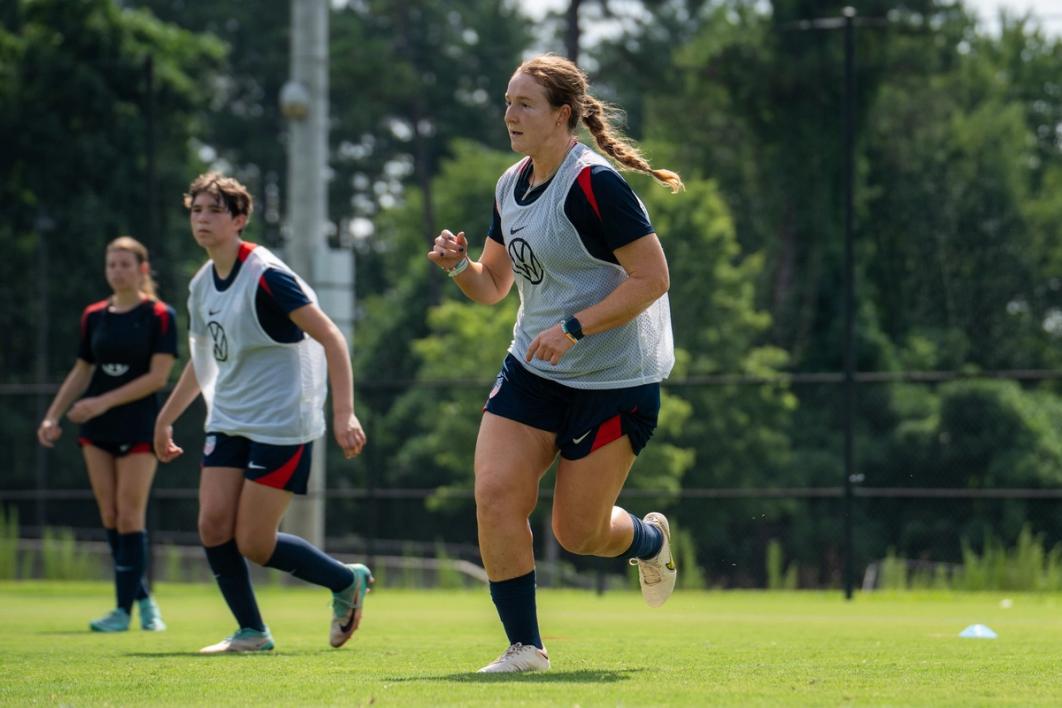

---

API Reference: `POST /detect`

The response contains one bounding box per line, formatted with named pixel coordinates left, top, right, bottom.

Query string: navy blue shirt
left=487, top=163, right=654, bottom=264
left=211, top=256, right=312, bottom=344
left=77, top=298, right=178, bottom=442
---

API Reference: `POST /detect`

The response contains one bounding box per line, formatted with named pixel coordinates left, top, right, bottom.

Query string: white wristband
left=447, top=256, right=470, bottom=278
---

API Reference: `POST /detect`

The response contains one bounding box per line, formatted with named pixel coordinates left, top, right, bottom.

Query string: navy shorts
left=78, top=438, right=153, bottom=457
left=483, top=354, right=660, bottom=460
left=202, top=432, right=314, bottom=495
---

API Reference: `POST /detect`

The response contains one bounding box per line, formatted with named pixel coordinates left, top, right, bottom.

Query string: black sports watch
left=561, top=316, right=584, bottom=343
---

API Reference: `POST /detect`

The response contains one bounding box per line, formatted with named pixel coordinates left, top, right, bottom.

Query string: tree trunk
left=565, top=0, right=583, bottom=61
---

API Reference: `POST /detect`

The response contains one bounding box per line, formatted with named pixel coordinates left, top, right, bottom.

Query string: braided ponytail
left=516, top=54, right=684, bottom=194
left=580, top=96, right=684, bottom=193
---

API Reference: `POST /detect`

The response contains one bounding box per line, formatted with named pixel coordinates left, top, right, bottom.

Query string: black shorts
left=202, top=432, right=314, bottom=495
left=78, top=437, right=153, bottom=457
left=483, top=354, right=660, bottom=460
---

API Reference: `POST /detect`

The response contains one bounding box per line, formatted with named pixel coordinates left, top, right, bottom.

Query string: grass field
left=2, top=582, right=1061, bottom=705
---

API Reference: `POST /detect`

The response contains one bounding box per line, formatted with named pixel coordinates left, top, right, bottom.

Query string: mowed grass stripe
left=1, top=582, right=1061, bottom=705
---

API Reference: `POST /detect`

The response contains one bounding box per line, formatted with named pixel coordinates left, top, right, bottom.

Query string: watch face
left=564, top=317, right=583, bottom=340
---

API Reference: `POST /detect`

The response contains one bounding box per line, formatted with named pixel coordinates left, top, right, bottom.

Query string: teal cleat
left=330, top=563, right=373, bottom=648
left=90, top=608, right=131, bottom=633
left=199, top=627, right=274, bottom=654
left=138, top=597, right=166, bottom=631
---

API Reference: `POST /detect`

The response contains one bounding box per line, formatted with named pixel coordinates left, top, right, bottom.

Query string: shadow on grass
left=386, top=668, right=644, bottom=684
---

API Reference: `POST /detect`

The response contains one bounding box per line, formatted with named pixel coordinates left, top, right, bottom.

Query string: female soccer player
left=37, top=236, right=175, bottom=633
left=153, top=172, right=372, bottom=654
left=427, top=54, right=682, bottom=673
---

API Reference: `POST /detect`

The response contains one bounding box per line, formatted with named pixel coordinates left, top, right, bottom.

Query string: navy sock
left=264, top=532, right=354, bottom=592
left=489, top=570, right=542, bottom=650
left=204, top=540, right=265, bottom=632
left=105, top=528, right=120, bottom=608
left=115, top=532, right=146, bottom=612
left=626, top=513, right=663, bottom=560
left=134, top=532, right=150, bottom=600
left=106, top=528, right=149, bottom=601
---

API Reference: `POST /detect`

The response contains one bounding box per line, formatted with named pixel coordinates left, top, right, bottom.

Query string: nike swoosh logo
left=510, top=225, right=527, bottom=235
left=208, top=308, right=221, bottom=315
left=663, top=528, right=676, bottom=570
left=247, top=462, right=267, bottom=470
left=572, top=430, right=591, bottom=445
left=339, top=612, right=356, bottom=634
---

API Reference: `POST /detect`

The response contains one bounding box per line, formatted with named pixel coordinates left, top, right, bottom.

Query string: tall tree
left=0, top=0, right=222, bottom=511
left=1, top=0, right=223, bottom=382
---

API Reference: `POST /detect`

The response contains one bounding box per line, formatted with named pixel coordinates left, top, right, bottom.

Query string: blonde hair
left=183, top=171, right=254, bottom=232
left=515, top=54, right=684, bottom=193
left=107, top=236, right=157, bottom=299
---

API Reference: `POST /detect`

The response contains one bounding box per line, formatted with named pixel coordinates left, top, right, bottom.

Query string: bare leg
left=552, top=436, right=637, bottom=557
left=82, top=446, right=117, bottom=529
left=474, top=413, right=557, bottom=581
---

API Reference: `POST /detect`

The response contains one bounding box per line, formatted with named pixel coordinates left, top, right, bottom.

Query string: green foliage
left=635, top=175, right=794, bottom=582
left=329, top=1, right=532, bottom=249
left=1, top=0, right=224, bottom=383
left=956, top=526, right=1062, bottom=592
left=673, top=525, right=706, bottom=590
left=0, top=506, right=17, bottom=580
left=878, top=526, right=1062, bottom=592
left=765, top=539, right=797, bottom=591
left=434, top=541, right=463, bottom=590
left=39, top=528, right=97, bottom=581
left=400, top=542, right=418, bottom=589
left=879, top=549, right=908, bottom=591
left=162, top=544, right=184, bottom=584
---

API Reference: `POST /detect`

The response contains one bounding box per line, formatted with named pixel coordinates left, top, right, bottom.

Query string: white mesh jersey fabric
left=187, top=245, right=326, bottom=444
left=494, top=143, right=674, bottom=389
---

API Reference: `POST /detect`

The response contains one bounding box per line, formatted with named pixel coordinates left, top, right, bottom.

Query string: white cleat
left=477, top=643, right=551, bottom=673
left=629, top=511, right=677, bottom=608
left=199, top=627, right=275, bottom=654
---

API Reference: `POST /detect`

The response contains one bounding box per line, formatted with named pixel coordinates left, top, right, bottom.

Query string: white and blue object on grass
left=959, top=624, right=997, bottom=639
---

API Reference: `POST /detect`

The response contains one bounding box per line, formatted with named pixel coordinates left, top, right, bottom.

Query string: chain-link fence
left=4, top=369, right=1061, bottom=589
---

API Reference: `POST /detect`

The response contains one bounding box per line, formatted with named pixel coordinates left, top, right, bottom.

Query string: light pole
left=841, top=6, right=857, bottom=601
left=281, top=0, right=329, bottom=547
left=784, top=6, right=880, bottom=599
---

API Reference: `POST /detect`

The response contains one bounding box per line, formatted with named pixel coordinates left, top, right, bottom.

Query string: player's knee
left=475, top=472, right=534, bottom=521
left=555, top=532, right=600, bottom=556
left=234, top=528, right=272, bottom=565
left=198, top=512, right=232, bottom=547
left=552, top=518, right=606, bottom=556
left=114, top=510, right=144, bottom=534
left=98, top=508, right=118, bottom=529
left=474, top=469, right=505, bottom=506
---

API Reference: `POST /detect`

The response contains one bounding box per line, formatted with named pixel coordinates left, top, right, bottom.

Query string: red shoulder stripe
left=237, top=241, right=257, bottom=263
left=152, top=300, right=171, bottom=335
left=80, top=299, right=109, bottom=337
left=576, top=167, right=602, bottom=221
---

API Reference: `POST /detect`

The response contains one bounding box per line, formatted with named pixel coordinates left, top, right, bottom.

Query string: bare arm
left=526, top=233, right=670, bottom=365
left=67, top=353, right=176, bottom=423
left=153, top=361, right=202, bottom=462
left=427, top=230, right=514, bottom=305
left=289, top=303, right=366, bottom=459
left=36, top=359, right=93, bottom=447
